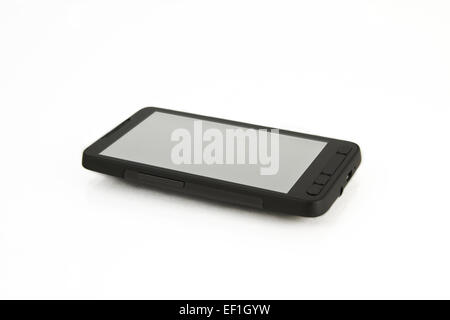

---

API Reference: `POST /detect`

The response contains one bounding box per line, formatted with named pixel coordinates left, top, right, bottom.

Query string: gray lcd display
left=100, top=112, right=327, bottom=193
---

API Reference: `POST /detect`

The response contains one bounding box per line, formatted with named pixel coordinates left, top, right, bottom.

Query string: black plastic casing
left=82, top=107, right=361, bottom=217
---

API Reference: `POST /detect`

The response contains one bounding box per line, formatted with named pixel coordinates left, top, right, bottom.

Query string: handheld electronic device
left=83, top=107, right=361, bottom=216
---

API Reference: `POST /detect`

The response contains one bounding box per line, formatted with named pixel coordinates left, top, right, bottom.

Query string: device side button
left=322, top=154, right=346, bottom=176
left=307, top=184, right=323, bottom=196
left=124, top=170, right=185, bottom=188
left=314, top=174, right=330, bottom=185
left=337, top=145, right=352, bottom=155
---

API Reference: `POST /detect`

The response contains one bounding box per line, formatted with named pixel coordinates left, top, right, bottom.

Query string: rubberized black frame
left=82, top=107, right=361, bottom=217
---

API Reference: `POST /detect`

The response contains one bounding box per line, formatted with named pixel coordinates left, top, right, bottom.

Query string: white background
left=1, top=0, right=449, bottom=299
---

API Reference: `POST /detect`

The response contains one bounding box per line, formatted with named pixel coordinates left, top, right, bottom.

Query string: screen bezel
left=85, top=107, right=345, bottom=200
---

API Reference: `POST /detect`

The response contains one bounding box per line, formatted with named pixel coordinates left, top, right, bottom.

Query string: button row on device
left=307, top=145, right=350, bottom=196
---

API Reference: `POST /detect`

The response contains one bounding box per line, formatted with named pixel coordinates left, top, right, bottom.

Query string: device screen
left=100, top=111, right=326, bottom=193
